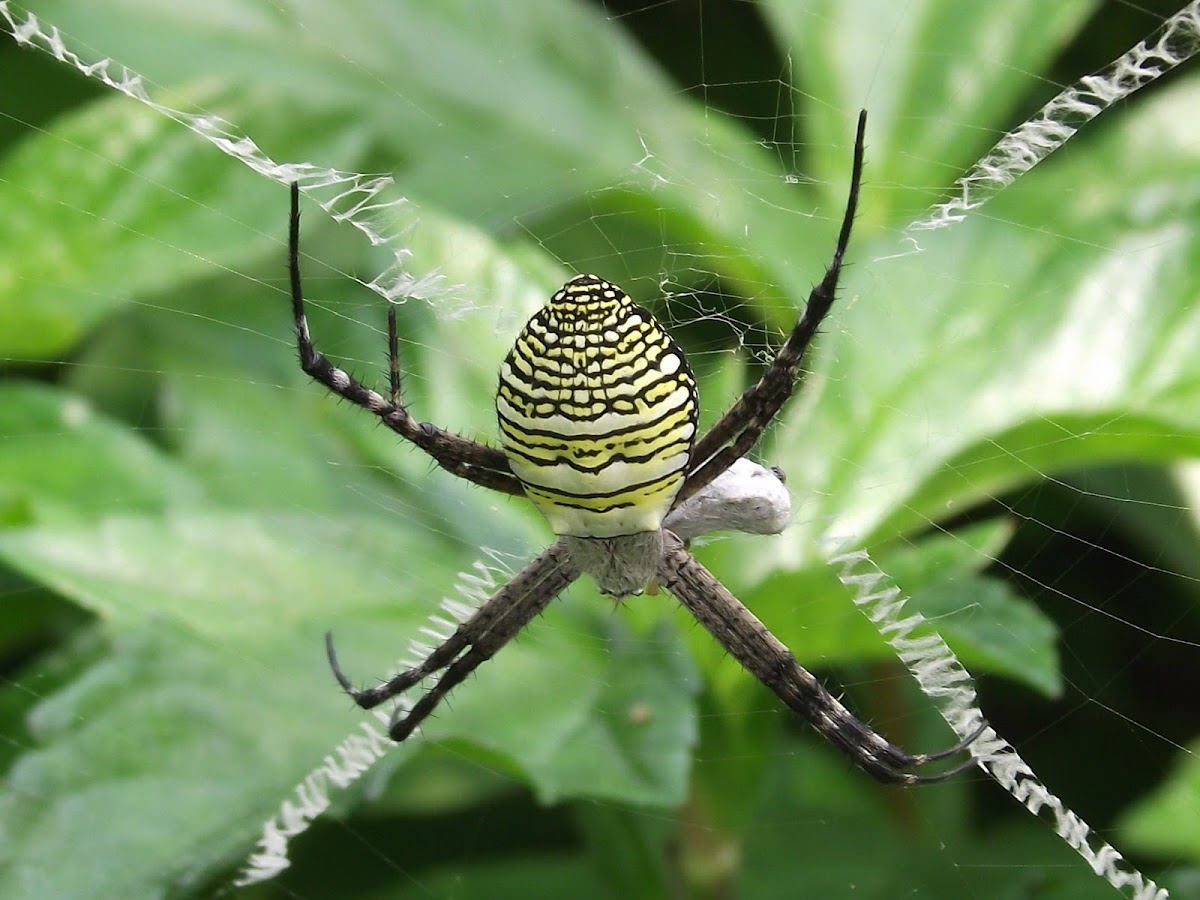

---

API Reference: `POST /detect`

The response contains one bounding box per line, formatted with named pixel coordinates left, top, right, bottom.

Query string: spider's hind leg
left=324, top=630, right=463, bottom=710
left=657, top=531, right=985, bottom=785
left=324, top=539, right=581, bottom=740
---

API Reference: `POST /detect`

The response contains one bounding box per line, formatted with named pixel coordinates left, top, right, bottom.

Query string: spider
left=287, top=110, right=984, bottom=785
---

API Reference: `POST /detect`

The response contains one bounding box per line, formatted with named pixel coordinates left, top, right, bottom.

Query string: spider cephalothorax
left=288, top=110, right=985, bottom=784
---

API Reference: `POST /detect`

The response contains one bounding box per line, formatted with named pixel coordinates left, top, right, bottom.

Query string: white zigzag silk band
left=832, top=547, right=1166, bottom=900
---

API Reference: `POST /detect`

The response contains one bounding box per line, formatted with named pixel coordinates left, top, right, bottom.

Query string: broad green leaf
left=690, top=519, right=1058, bottom=697
left=0, top=512, right=696, bottom=897
left=913, top=575, right=1061, bottom=698
left=740, top=735, right=1143, bottom=899
left=762, top=0, right=1095, bottom=221
left=765, top=75, right=1200, bottom=567
left=19, top=0, right=841, bottom=306
left=874, top=520, right=1061, bottom=697
left=0, top=86, right=369, bottom=358
left=880, top=517, right=1014, bottom=582
left=1120, top=742, right=1200, bottom=862
left=0, top=382, right=205, bottom=522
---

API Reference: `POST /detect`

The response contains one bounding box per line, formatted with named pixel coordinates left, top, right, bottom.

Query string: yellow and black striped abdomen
left=497, top=274, right=698, bottom=538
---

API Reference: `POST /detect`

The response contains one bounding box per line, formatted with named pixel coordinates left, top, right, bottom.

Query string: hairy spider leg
left=326, top=540, right=580, bottom=739
left=679, top=109, right=868, bottom=506
left=657, top=531, right=984, bottom=784
left=287, top=182, right=524, bottom=496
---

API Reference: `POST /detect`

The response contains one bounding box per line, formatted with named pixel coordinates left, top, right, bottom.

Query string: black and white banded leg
left=288, top=182, right=524, bottom=497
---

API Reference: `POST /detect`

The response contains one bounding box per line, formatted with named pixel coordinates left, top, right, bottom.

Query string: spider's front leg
left=656, top=531, right=984, bottom=784
left=286, top=182, right=524, bottom=497
left=326, top=539, right=580, bottom=740
left=680, top=110, right=868, bottom=505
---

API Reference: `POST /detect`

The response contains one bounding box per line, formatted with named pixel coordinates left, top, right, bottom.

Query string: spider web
left=1, top=1, right=1199, bottom=898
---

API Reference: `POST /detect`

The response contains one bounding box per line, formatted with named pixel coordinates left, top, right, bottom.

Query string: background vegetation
left=1, top=0, right=1199, bottom=897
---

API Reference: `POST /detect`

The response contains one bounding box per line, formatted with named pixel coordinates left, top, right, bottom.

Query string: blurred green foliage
left=1, top=1, right=1199, bottom=897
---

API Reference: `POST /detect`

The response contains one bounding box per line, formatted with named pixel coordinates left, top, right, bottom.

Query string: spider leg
left=657, top=531, right=983, bottom=785
left=326, top=539, right=580, bottom=741
left=387, top=640, right=517, bottom=742
left=287, top=182, right=525, bottom=497
left=678, top=110, right=867, bottom=506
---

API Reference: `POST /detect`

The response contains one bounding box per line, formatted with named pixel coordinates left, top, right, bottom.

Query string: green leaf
left=912, top=575, right=1061, bottom=698
left=765, top=75, right=1200, bottom=566
left=879, top=521, right=1061, bottom=697
left=0, top=87, right=369, bottom=359
left=762, top=0, right=1095, bottom=221
left=691, top=520, right=1058, bottom=697
left=1120, top=741, right=1200, bottom=862
left=21, top=0, right=839, bottom=303
left=0, top=382, right=206, bottom=523
left=736, top=734, right=1139, bottom=900
left=0, top=512, right=695, bottom=897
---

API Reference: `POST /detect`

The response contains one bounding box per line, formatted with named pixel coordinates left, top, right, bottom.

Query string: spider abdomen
left=497, top=274, right=698, bottom=538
